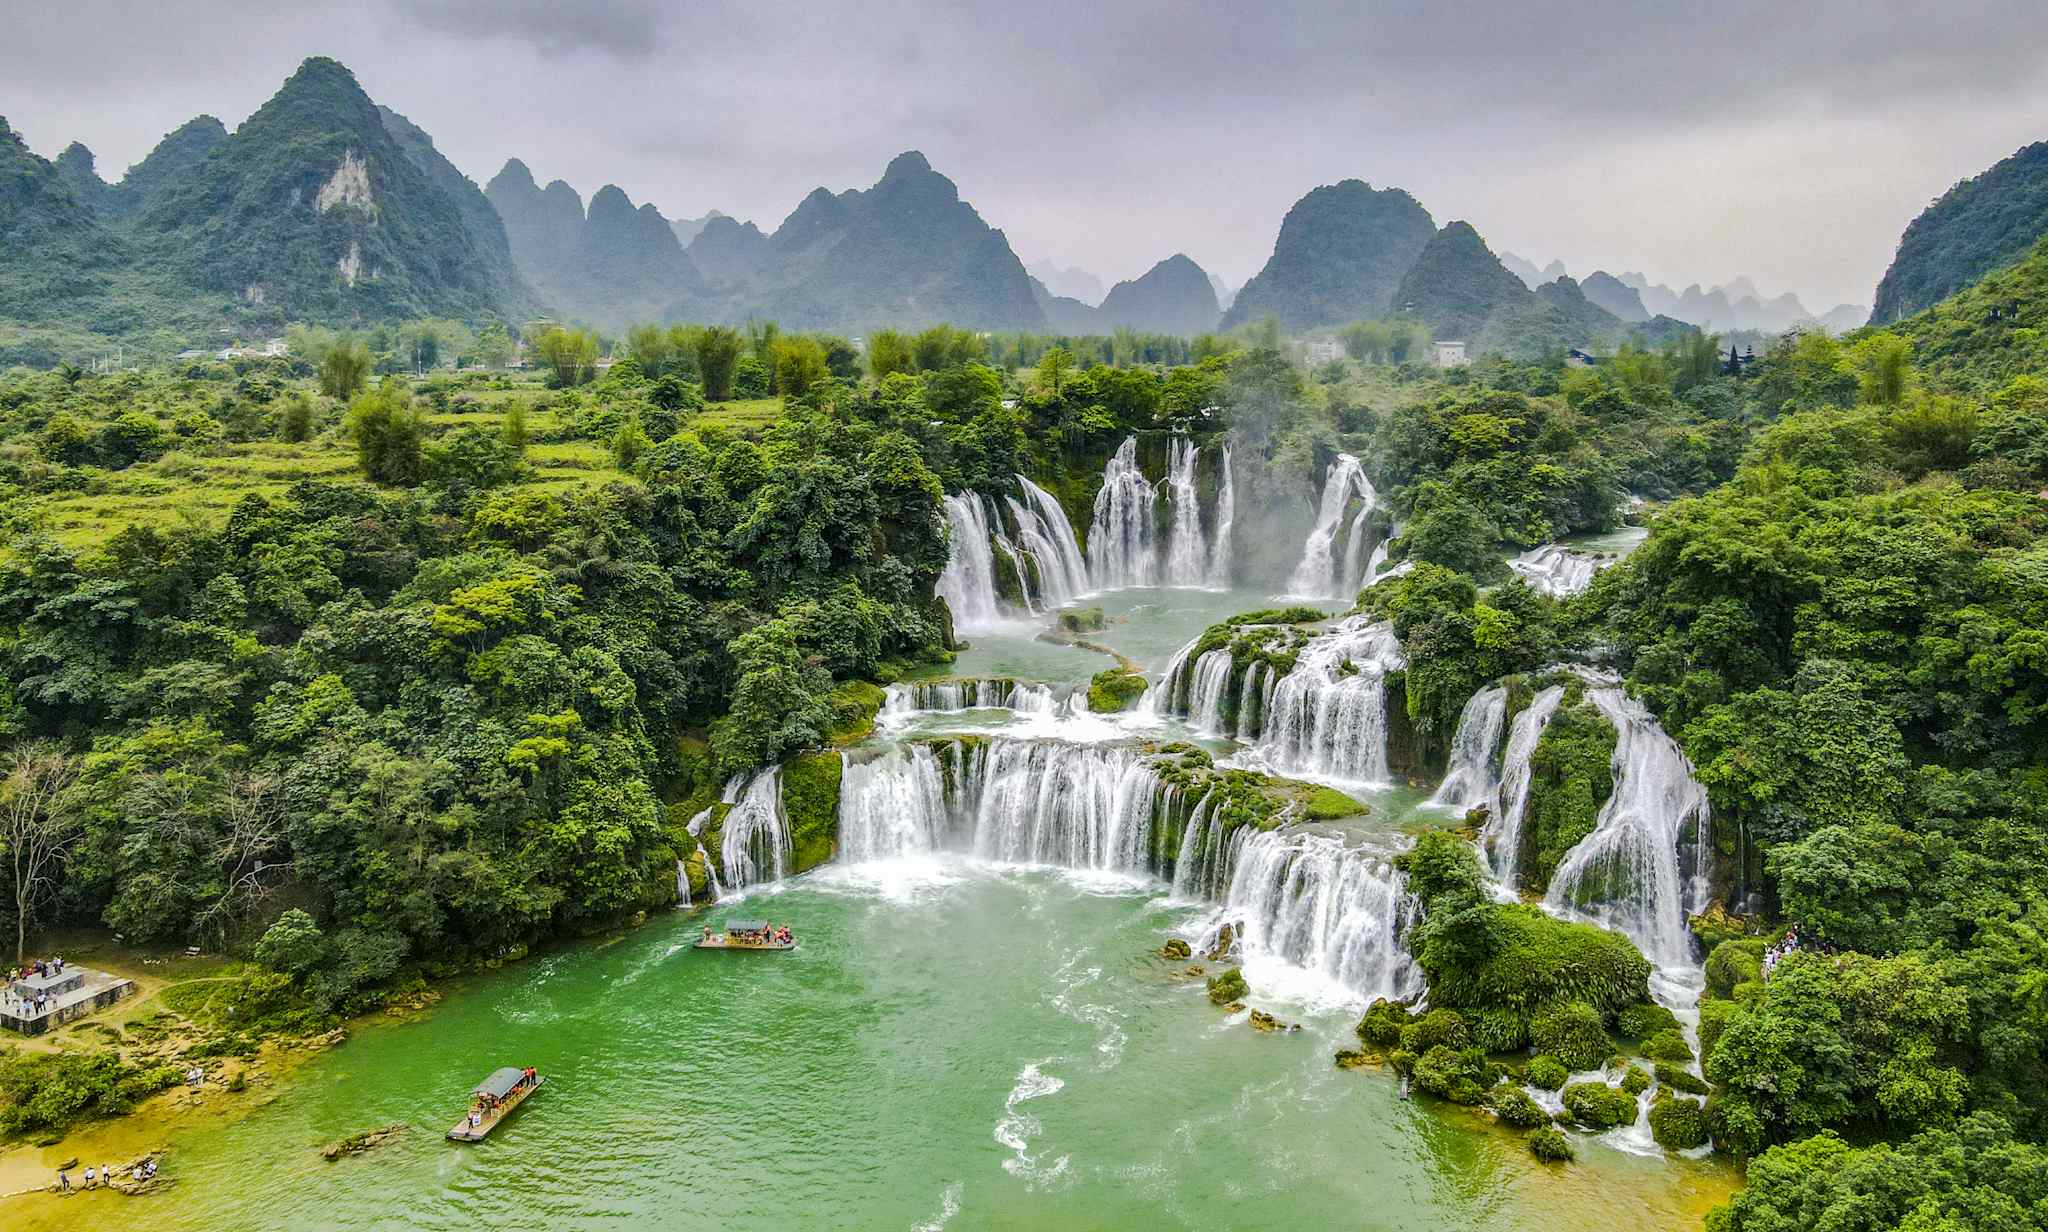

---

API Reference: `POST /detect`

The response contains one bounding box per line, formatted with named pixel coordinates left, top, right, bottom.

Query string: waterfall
left=835, top=739, right=1168, bottom=874
left=1427, top=687, right=1509, bottom=812
left=1248, top=617, right=1404, bottom=784
left=937, top=493, right=1004, bottom=632
left=837, top=737, right=1417, bottom=1001
left=1088, top=437, right=1160, bottom=589
left=1186, top=651, right=1235, bottom=737
left=676, top=859, right=690, bottom=906
left=1481, top=685, right=1566, bottom=886
left=1086, top=435, right=1227, bottom=590
left=1235, top=662, right=1273, bottom=742
left=883, top=679, right=1059, bottom=718
left=1508, top=544, right=1608, bottom=597
left=1010, top=475, right=1090, bottom=605
left=1544, top=686, right=1713, bottom=969
left=718, top=769, right=791, bottom=891
left=1162, top=437, right=1211, bottom=586
left=1284, top=454, right=1378, bottom=599
left=1206, top=830, right=1422, bottom=1004
left=1210, top=445, right=1235, bottom=585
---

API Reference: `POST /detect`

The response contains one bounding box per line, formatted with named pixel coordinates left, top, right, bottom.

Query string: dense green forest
left=1, top=247, right=2046, bottom=1229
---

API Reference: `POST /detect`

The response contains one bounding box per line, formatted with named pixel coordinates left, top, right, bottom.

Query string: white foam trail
left=995, top=1063, right=1070, bottom=1185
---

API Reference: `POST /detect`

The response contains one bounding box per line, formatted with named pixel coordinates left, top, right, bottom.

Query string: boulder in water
left=322, top=1124, right=407, bottom=1159
left=1206, top=922, right=1240, bottom=962
left=1160, top=938, right=1192, bottom=960
left=1334, top=1049, right=1376, bottom=1070
left=1247, top=1009, right=1299, bottom=1033
left=1206, top=966, right=1249, bottom=1005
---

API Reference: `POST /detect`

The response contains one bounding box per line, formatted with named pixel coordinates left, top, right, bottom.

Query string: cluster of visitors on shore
left=55, top=1156, right=154, bottom=1193
left=5, top=955, right=69, bottom=1017
left=1760, top=925, right=1832, bottom=979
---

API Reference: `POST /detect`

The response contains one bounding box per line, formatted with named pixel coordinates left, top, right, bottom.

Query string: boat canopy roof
left=473, top=1067, right=526, bottom=1098
left=726, top=919, right=769, bottom=933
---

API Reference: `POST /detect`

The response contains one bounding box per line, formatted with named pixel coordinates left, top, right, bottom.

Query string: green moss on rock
left=1648, top=1095, right=1707, bottom=1150
left=1520, top=697, right=1618, bottom=889
left=1530, top=1002, right=1614, bottom=1072
left=1088, top=666, right=1148, bottom=713
left=1528, top=1125, right=1575, bottom=1162
left=1207, top=967, right=1249, bottom=1005
left=826, top=680, right=887, bottom=745
left=1057, top=606, right=1107, bottom=633
left=1525, top=1055, right=1569, bottom=1091
left=1488, top=1084, right=1550, bottom=1128
left=1562, top=1081, right=1638, bottom=1129
left=779, top=751, right=842, bottom=874
left=1655, top=1063, right=1709, bottom=1096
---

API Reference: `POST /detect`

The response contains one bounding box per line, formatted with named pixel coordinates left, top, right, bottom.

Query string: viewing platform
left=1, top=965, right=137, bottom=1036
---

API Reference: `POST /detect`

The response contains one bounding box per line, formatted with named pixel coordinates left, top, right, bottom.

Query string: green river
left=33, top=580, right=1736, bottom=1231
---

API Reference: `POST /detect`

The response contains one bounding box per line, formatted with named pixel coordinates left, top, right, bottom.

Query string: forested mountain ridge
left=1873, top=139, right=2048, bottom=323
left=1393, top=221, right=1551, bottom=342
left=1096, top=254, right=1223, bottom=335
left=128, top=57, right=525, bottom=323
left=0, top=116, right=127, bottom=320
left=1222, top=179, right=1437, bottom=331
left=695, top=150, right=1048, bottom=334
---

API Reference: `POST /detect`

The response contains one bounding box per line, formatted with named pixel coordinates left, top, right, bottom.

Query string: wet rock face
left=1206, top=922, right=1240, bottom=962
left=1248, top=1009, right=1300, bottom=1033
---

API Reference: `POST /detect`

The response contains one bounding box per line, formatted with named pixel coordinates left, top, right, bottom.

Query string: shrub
left=1530, top=1002, right=1613, bottom=1072
left=1057, top=607, right=1107, bottom=633
left=1640, top=1029, right=1694, bottom=1063
left=1399, top=1008, right=1469, bottom=1054
left=1621, top=1065, right=1652, bottom=1096
left=1617, top=1002, right=1680, bottom=1040
left=0, top=1050, right=180, bottom=1134
left=1424, top=904, right=1652, bottom=1019
left=1468, top=1008, right=1530, bottom=1054
left=1413, top=1046, right=1498, bottom=1105
left=1649, top=1096, right=1708, bottom=1150
left=1528, top=1126, right=1575, bottom=1162
left=1357, top=999, right=1414, bottom=1049
left=1655, top=1063, right=1710, bottom=1096
left=1525, top=1055, right=1569, bottom=1091
left=1487, top=1084, right=1550, bottom=1128
left=1705, top=941, right=1765, bottom=1000
left=1698, top=998, right=1736, bottom=1061
left=1388, top=1049, right=1418, bottom=1078
left=1562, top=1081, right=1639, bottom=1129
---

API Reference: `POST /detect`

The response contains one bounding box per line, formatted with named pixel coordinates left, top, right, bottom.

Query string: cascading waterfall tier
left=1507, top=544, right=1613, bottom=598
left=717, top=768, right=791, bottom=892
left=1086, top=435, right=1232, bottom=590
left=835, top=737, right=1417, bottom=1000
left=882, top=679, right=1059, bottom=718
left=1544, top=685, right=1713, bottom=970
left=936, top=475, right=1092, bottom=632
left=1201, top=828, right=1423, bottom=1004
left=1247, top=617, right=1404, bottom=784
left=1285, top=454, right=1379, bottom=599
left=1427, top=686, right=1507, bottom=812
left=1480, top=684, right=1565, bottom=885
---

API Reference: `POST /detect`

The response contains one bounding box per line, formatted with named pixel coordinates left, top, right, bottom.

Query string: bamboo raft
left=448, top=1068, right=543, bottom=1142
left=693, top=919, right=796, bottom=951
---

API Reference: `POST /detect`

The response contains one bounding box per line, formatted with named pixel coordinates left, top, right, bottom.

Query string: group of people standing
left=55, top=1157, right=153, bottom=1193
left=7, top=955, right=68, bottom=1017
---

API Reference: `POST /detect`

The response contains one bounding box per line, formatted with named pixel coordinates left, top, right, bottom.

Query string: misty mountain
left=1029, top=277, right=1105, bottom=333
left=53, top=143, right=113, bottom=215
left=1028, top=259, right=1106, bottom=306
left=669, top=209, right=725, bottom=248
left=1208, top=272, right=1235, bottom=311
left=1580, top=271, right=1649, bottom=322
left=1096, top=254, right=1221, bottom=335
left=1499, top=250, right=1568, bottom=290
left=487, top=160, right=704, bottom=328
left=128, top=57, right=527, bottom=322
left=1872, top=139, right=2048, bottom=323
left=685, top=215, right=770, bottom=287
left=1223, top=179, right=1437, bottom=331
left=693, top=151, right=1046, bottom=334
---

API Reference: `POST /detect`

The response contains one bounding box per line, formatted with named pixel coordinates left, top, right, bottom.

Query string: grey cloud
left=4, top=0, right=2047, bottom=309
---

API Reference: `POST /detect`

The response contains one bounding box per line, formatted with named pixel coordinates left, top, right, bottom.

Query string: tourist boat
left=447, top=1067, right=544, bottom=1142
left=693, top=919, right=796, bottom=951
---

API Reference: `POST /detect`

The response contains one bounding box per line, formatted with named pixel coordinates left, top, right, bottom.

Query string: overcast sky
left=8, top=1, right=2048, bottom=309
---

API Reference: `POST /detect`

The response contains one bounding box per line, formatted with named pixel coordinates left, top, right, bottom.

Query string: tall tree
left=0, top=742, right=80, bottom=962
